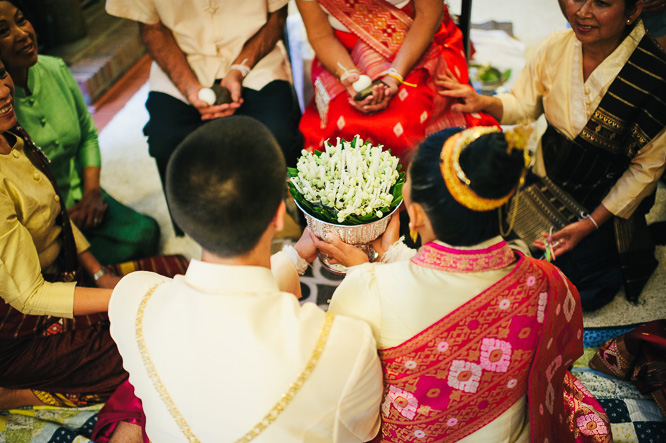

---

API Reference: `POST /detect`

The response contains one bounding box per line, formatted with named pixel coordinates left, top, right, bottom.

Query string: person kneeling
left=95, top=116, right=383, bottom=442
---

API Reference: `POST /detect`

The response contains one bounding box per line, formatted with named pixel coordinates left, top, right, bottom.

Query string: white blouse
left=498, top=21, right=666, bottom=218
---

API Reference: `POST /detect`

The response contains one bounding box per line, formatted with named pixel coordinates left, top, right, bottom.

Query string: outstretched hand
left=533, top=220, right=596, bottom=258
left=435, top=67, right=484, bottom=113
left=95, top=273, right=122, bottom=289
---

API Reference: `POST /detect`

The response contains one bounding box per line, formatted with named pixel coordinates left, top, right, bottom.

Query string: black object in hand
left=211, top=84, right=232, bottom=105
left=353, top=79, right=387, bottom=101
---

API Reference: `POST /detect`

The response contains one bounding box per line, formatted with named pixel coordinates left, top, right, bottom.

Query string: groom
left=96, top=116, right=382, bottom=442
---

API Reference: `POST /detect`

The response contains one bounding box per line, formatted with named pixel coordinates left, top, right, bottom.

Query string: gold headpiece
left=440, top=125, right=532, bottom=212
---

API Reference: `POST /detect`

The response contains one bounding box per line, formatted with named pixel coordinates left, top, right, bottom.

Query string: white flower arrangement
left=288, top=136, right=404, bottom=225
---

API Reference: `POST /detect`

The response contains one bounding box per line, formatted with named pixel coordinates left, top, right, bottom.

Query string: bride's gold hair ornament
left=440, top=125, right=532, bottom=212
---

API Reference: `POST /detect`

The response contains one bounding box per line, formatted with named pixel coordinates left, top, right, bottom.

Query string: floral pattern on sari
left=373, top=243, right=611, bottom=442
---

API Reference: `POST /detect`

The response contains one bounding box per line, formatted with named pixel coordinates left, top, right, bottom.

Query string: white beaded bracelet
left=229, top=58, right=251, bottom=78
left=337, top=62, right=360, bottom=83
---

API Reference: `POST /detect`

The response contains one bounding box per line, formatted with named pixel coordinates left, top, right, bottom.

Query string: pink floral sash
left=373, top=242, right=610, bottom=442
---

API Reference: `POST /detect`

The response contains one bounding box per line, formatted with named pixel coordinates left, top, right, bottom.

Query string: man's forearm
left=140, top=21, right=202, bottom=99
left=232, top=5, right=288, bottom=69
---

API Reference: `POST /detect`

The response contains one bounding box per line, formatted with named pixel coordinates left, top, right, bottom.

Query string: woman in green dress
left=0, top=0, right=160, bottom=264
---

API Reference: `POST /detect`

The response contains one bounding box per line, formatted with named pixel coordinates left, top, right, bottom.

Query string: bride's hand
left=371, top=214, right=400, bottom=259
left=312, top=233, right=370, bottom=267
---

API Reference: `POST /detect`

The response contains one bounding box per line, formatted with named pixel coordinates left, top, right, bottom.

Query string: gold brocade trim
left=136, top=283, right=336, bottom=442
left=411, top=242, right=516, bottom=273
left=31, top=390, right=104, bottom=407
left=32, top=390, right=77, bottom=407
left=581, top=107, right=654, bottom=156
left=235, top=312, right=335, bottom=443
left=594, top=107, right=627, bottom=131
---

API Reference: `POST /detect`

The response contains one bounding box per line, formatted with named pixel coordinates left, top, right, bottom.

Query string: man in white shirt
left=101, top=116, right=382, bottom=442
left=105, top=0, right=303, bottom=234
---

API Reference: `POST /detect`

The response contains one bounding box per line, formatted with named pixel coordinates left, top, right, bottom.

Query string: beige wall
left=447, top=0, right=568, bottom=60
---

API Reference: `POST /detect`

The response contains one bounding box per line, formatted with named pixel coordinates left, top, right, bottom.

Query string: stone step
left=44, top=1, right=146, bottom=106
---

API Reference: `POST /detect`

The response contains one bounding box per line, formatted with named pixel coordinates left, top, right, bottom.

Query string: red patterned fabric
left=0, top=255, right=189, bottom=407
left=92, top=380, right=149, bottom=443
left=300, top=0, right=498, bottom=167
left=411, top=240, right=515, bottom=272
left=563, top=372, right=613, bottom=441
left=589, top=319, right=666, bottom=417
left=372, top=243, right=610, bottom=442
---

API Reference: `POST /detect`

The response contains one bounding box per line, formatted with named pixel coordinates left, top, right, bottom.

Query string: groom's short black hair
left=166, top=116, right=286, bottom=257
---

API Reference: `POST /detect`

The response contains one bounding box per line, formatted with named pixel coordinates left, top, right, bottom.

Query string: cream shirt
left=109, top=257, right=383, bottom=442
left=0, top=135, right=89, bottom=318
left=105, top=0, right=292, bottom=102
left=328, top=237, right=529, bottom=443
left=498, top=21, right=666, bottom=218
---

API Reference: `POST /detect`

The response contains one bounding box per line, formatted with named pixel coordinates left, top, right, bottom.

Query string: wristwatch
left=93, top=268, right=107, bottom=282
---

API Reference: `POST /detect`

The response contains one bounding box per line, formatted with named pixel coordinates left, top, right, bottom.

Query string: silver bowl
left=294, top=200, right=401, bottom=274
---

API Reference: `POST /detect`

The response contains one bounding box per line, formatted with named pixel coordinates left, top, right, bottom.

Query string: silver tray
left=294, top=200, right=401, bottom=274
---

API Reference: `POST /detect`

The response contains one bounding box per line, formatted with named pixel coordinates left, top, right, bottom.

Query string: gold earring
left=410, top=230, right=419, bottom=243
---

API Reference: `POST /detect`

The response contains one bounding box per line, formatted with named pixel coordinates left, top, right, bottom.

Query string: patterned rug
left=572, top=327, right=666, bottom=443
left=0, top=404, right=99, bottom=442
left=298, top=257, right=345, bottom=310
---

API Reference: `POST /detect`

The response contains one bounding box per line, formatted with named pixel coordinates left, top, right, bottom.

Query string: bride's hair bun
left=460, top=132, right=526, bottom=201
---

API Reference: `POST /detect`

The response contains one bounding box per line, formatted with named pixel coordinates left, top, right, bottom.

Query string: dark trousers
left=144, top=81, right=303, bottom=233
left=552, top=221, right=624, bottom=312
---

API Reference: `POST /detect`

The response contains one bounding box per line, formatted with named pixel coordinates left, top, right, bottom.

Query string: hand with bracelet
left=310, top=214, right=401, bottom=267
left=198, top=59, right=249, bottom=121
left=338, top=63, right=395, bottom=114
left=77, top=250, right=122, bottom=289
left=533, top=205, right=612, bottom=258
